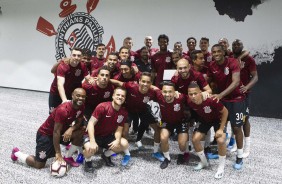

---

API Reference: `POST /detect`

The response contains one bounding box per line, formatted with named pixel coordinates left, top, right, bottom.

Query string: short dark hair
left=160, top=81, right=175, bottom=89
left=72, top=47, right=82, bottom=53
left=98, top=65, right=111, bottom=74
left=140, top=72, right=152, bottom=81
left=211, top=44, right=224, bottom=51
left=81, top=48, right=92, bottom=57
left=119, top=46, right=130, bottom=53
left=120, top=60, right=132, bottom=67
left=158, top=34, right=169, bottom=42
left=191, top=50, right=203, bottom=61
left=140, top=46, right=148, bottom=52
left=188, top=83, right=200, bottom=89
left=114, top=86, right=127, bottom=95
left=97, top=43, right=106, bottom=48
left=200, top=37, right=209, bottom=43
left=186, top=37, right=197, bottom=44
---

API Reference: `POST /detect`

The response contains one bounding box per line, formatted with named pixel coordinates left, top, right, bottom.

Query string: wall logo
left=36, top=0, right=115, bottom=60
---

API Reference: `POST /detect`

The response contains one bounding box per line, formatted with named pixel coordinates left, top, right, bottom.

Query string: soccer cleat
left=193, top=162, right=209, bottom=171
left=214, top=170, right=224, bottom=179
left=76, top=153, right=84, bottom=164
left=11, top=147, right=20, bottom=161
left=207, top=152, right=219, bottom=159
left=121, top=155, right=131, bottom=166
left=160, top=158, right=170, bottom=169
left=233, top=157, right=243, bottom=170
left=101, top=153, right=115, bottom=167
left=177, top=154, right=185, bottom=165
left=84, top=161, right=94, bottom=173
left=152, top=152, right=165, bottom=162
left=64, top=156, right=80, bottom=167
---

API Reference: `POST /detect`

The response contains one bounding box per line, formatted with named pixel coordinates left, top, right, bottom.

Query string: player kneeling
left=83, top=87, right=131, bottom=172
left=187, top=84, right=228, bottom=179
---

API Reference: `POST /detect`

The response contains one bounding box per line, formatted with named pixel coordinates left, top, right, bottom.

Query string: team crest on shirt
left=207, top=56, right=212, bottom=62
left=143, top=96, right=150, bottom=103
left=39, top=151, right=46, bottom=159
left=204, top=106, right=212, bottom=113
left=174, top=104, right=181, bottom=111
left=165, top=57, right=171, bottom=63
left=224, top=67, right=229, bottom=75
left=75, top=69, right=81, bottom=76
left=76, top=110, right=82, bottom=118
left=117, top=115, right=124, bottom=123
left=130, top=56, right=135, bottom=62
left=104, top=91, right=111, bottom=98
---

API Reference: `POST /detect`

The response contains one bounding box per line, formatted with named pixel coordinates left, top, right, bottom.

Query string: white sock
left=66, top=145, right=79, bottom=158
left=218, top=155, right=226, bottom=171
left=15, top=151, right=29, bottom=164
left=163, top=151, right=170, bottom=160
left=237, top=148, right=243, bottom=158
left=136, top=141, right=143, bottom=147
left=244, top=137, right=251, bottom=150
left=124, top=148, right=130, bottom=156
left=179, top=151, right=185, bottom=155
left=185, top=142, right=190, bottom=152
left=196, top=150, right=208, bottom=165
left=78, top=147, right=83, bottom=154
left=200, top=141, right=205, bottom=149
left=153, top=142, right=160, bottom=153
left=104, top=150, right=115, bottom=157
left=189, top=127, right=194, bottom=145
left=85, top=157, right=92, bottom=162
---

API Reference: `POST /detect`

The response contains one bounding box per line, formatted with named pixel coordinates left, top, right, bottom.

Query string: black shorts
left=160, top=120, right=188, bottom=134
left=83, top=106, right=95, bottom=126
left=196, top=121, right=224, bottom=134
left=48, top=93, right=62, bottom=114
left=84, top=134, right=115, bottom=149
left=222, top=100, right=246, bottom=127
left=128, top=104, right=156, bottom=125
left=245, top=94, right=250, bottom=117
left=35, top=132, right=69, bottom=162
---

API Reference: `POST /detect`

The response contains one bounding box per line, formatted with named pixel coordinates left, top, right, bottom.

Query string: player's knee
left=120, top=138, right=129, bottom=149
left=216, top=137, right=225, bottom=145
left=192, top=135, right=200, bottom=144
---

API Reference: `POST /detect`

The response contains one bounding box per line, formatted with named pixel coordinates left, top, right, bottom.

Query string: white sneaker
left=214, top=170, right=224, bottom=179
left=193, top=162, right=209, bottom=171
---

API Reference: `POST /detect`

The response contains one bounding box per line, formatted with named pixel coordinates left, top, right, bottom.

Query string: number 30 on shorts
left=236, top=113, right=245, bottom=123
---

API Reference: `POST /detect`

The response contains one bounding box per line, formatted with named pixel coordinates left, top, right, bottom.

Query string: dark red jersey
left=92, top=102, right=128, bottom=137
left=38, top=101, right=84, bottom=136
left=171, top=69, right=208, bottom=95
left=50, top=61, right=88, bottom=97
left=90, top=56, right=106, bottom=74
left=113, top=71, right=141, bottom=82
left=151, top=51, right=173, bottom=87
left=155, top=90, right=186, bottom=124
left=187, top=97, right=223, bottom=123
left=82, top=81, right=115, bottom=109
left=208, top=58, right=245, bottom=102
left=239, top=55, right=257, bottom=93
left=122, top=82, right=157, bottom=113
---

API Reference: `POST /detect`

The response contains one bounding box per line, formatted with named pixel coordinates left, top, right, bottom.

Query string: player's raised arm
left=109, top=79, right=124, bottom=87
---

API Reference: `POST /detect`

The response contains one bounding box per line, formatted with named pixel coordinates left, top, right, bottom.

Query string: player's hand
left=239, top=85, right=248, bottom=93
left=87, top=77, right=95, bottom=84
left=132, top=66, right=139, bottom=74
left=173, top=70, right=179, bottom=77
left=108, top=139, right=120, bottom=150
left=211, top=94, right=222, bottom=103
left=215, top=129, right=223, bottom=138
left=62, top=99, right=69, bottom=104
left=174, top=91, right=180, bottom=99
left=62, top=128, right=73, bottom=142
left=89, top=142, right=98, bottom=154
left=201, top=91, right=211, bottom=100
left=55, top=153, right=65, bottom=164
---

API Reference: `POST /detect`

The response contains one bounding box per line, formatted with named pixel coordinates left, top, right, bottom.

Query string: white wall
left=0, top=0, right=281, bottom=91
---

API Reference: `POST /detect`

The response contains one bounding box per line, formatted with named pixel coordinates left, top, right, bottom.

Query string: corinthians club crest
left=36, top=0, right=115, bottom=60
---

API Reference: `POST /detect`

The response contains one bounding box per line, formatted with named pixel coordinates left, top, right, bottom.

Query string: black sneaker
left=84, top=161, right=94, bottom=173
left=177, top=154, right=185, bottom=165
left=102, top=152, right=115, bottom=167
left=160, top=158, right=170, bottom=169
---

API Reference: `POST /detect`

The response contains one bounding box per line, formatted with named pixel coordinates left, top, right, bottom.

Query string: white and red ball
left=50, top=160, right=68, bottom=177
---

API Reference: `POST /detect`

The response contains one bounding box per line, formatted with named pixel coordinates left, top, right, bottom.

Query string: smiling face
left=138, top=75, right=152, bottom=94
left=144, top=36, right=153, bottom=48
left=120, top=64, right=131, bottom=78
left=106, top=54, right=118, bottom=70
left=112, top=88, right=126, bottom=106
left=187, top=38, right=196, bottom=51
left=211, top=45, right=225, bottom=64
left=162, top=85, right=175, bottom=103
left=72, top=88, right=86, bottom=107
left=177, top=59, right=190, bottom=79
left=158, top=38, right=168, bottom=51
left=119, top=48, right=130, bottom=60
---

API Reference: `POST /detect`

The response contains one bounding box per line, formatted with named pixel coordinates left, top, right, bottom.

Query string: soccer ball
left=50, top=160, right=68, bottom=177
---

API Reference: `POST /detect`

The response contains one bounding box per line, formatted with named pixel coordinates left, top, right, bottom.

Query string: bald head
left=177, top=59, right=190, bottom=79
